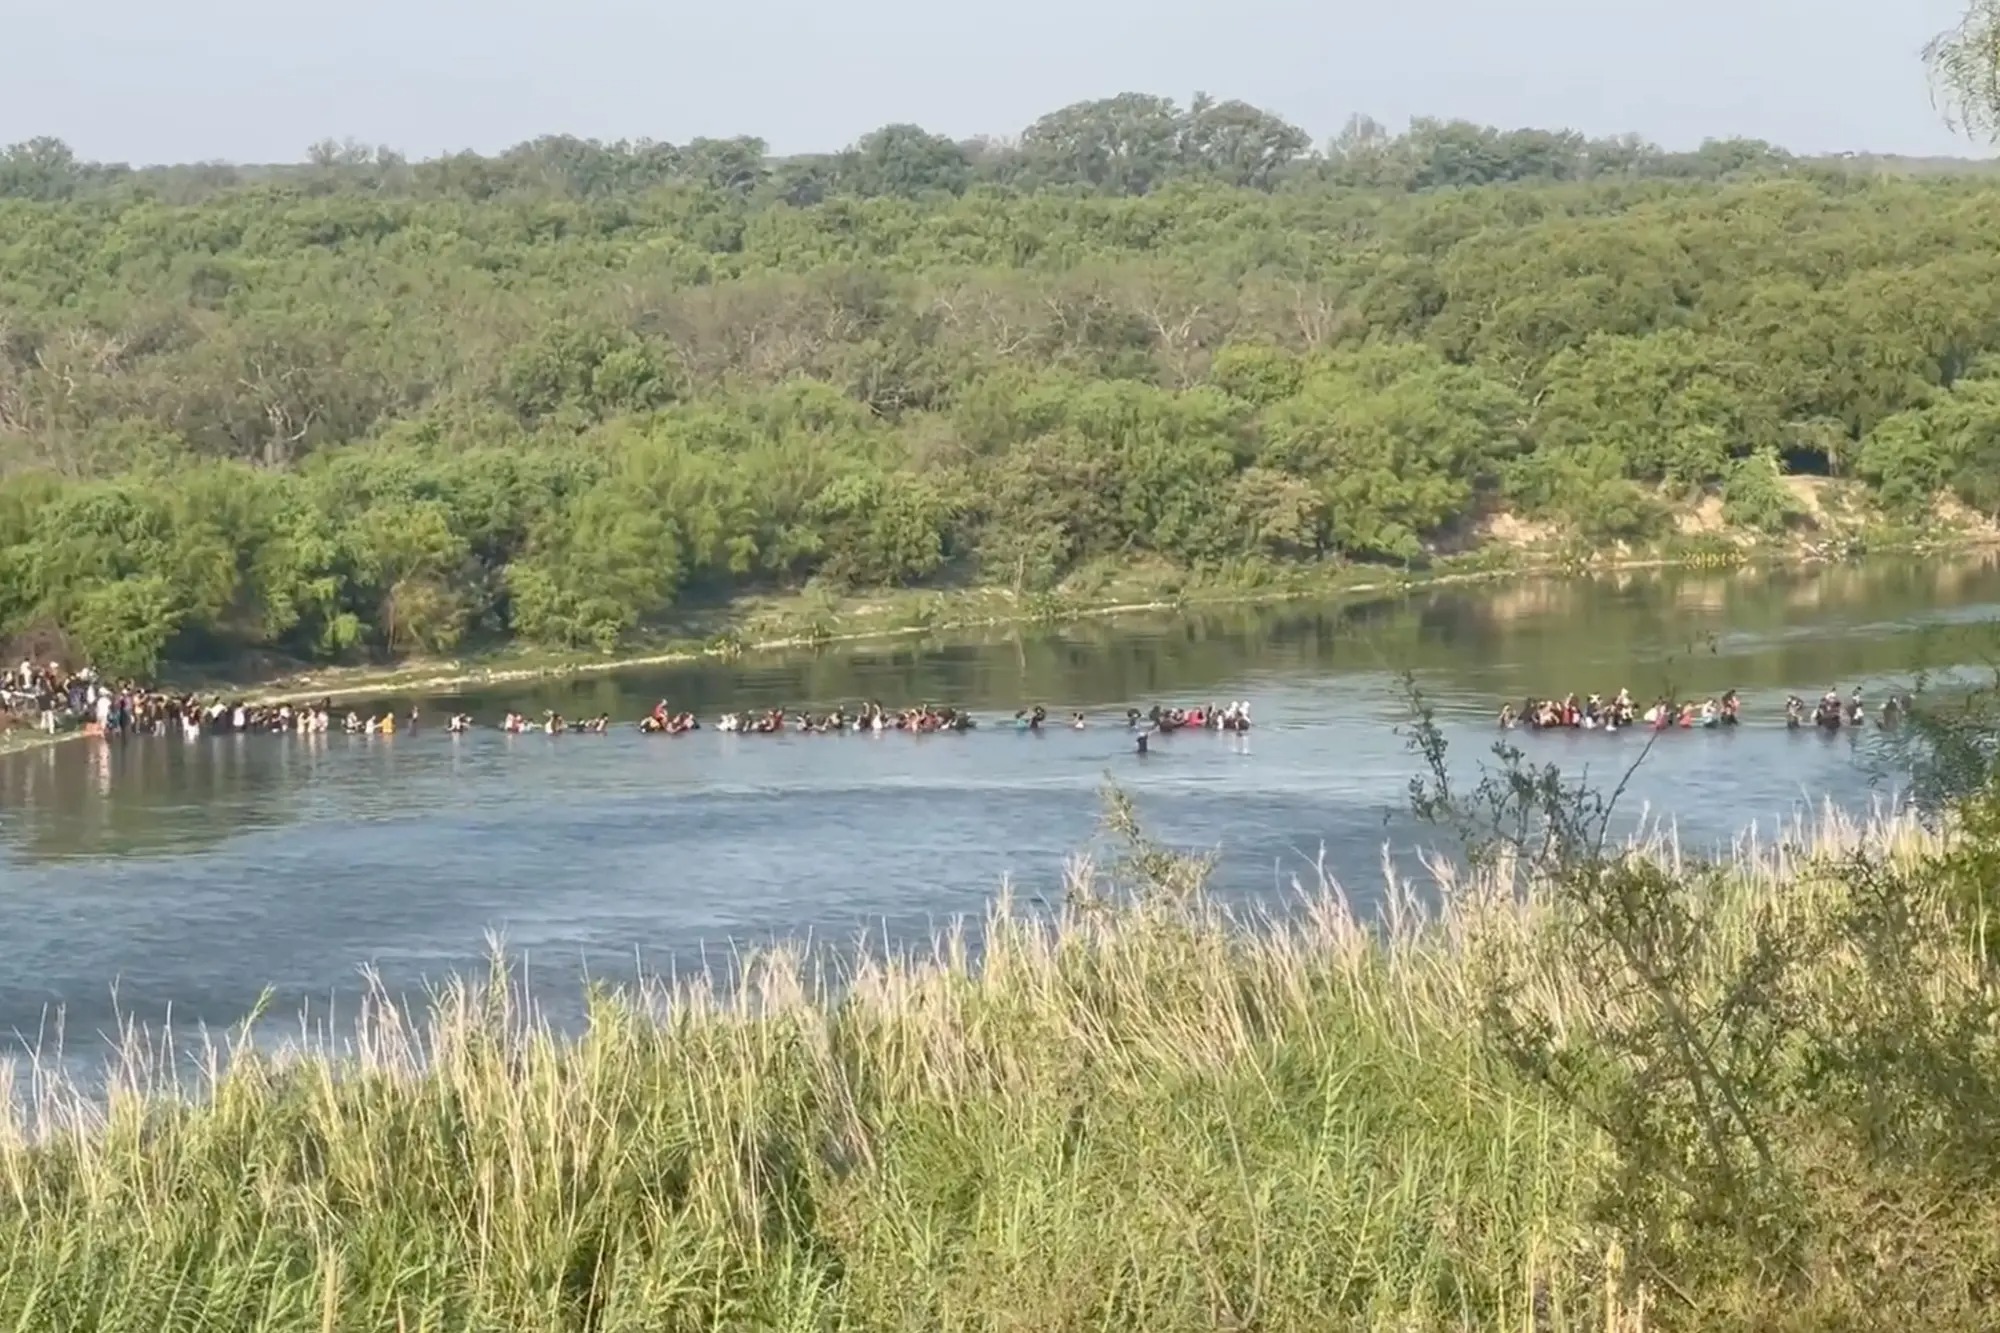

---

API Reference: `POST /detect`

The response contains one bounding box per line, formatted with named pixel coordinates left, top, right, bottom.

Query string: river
left=1, top=556, right=1995, bottom=1075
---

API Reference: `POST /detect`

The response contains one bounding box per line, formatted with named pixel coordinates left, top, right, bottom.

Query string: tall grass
left=0, top=803, right=1975, bottom=1331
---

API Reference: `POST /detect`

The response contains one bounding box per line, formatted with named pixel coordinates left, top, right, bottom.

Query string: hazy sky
left=4, top=0, right=1986, bottom=165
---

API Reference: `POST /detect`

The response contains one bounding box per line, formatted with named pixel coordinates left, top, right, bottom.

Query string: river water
left=1, top=557, right=1996, bottom=1074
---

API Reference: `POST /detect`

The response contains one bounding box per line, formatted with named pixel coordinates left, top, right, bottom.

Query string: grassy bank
left=2, top=789, right=1994, bottom=1331
left=172, top=521, right=1985, bottom=710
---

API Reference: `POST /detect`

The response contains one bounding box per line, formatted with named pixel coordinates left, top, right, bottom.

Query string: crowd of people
left=1500, top=687, right=1909, bottom=733
left=0, top=665, right=383, bottom=739
left=1784, top=689, right=1907, bottom=731
left=712, top=703, right=977, bottom=734
left=1, top=661, right=1252, bottom=751
left=0, top=656, right=248, bottom=736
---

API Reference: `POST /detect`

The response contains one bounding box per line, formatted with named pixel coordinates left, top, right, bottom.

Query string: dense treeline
left=0, top=100, right=1811, bottom=206
left=5, top=94, right=2000, bottom=675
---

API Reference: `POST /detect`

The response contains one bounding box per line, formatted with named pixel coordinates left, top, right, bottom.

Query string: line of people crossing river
left=1501, top=688, right=1909, bottom=733
left=470, top=700, right=1254, bottom=741
left=16, top=684, right=1253, bottom=751
left=0, top=651, right=1923, bottom=752
left=1, top=656, right=1259, bottom=746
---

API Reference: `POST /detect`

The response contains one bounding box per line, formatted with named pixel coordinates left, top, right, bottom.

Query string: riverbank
left=0, top=795, right=1987, bottom=1330
left=175, top=525, right=2000, bottom=708
left=0, top=525, right=1982, bottom=757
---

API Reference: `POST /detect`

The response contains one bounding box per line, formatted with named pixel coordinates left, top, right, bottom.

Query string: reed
left=0, top=804, right=1983, bottom=1332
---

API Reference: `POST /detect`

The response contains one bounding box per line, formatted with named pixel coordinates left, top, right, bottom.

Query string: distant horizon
left=3, top=0, right=1985, bottom=168
left=14, top=103, right=1999, bottom=174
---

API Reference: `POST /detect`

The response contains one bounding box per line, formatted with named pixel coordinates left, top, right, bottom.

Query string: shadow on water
left=1, top=555, right=1997, bottom=1077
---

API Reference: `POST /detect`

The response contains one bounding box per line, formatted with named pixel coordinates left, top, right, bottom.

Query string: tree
left=678, top=137, right=768, bottom=194
left=1928, top=1, right=2000, bottom=140
left=1260, top=346, right=1522, bottom=560
left=1859, top=374, right=2000, bottom=515
left=1719, top=448, right=1804, bottom=533
left=345, top=500, right=472, bottom=655
left=804, top=470, right=953, bottom=586
left=1533, top=330, right=1764, bottom=489
left=839, top=124, right=972, bottom=198
left=500, top=321, right=679, bottom=425
left=1176, top=94, right=1311, bottom=188
left=506, top=484, right=683, bottom=650
left=1019, top=94, right=1185, bottom=195
left=0, top=138, right=79, bottom=201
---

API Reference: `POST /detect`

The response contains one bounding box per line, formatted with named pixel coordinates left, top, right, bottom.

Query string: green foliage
left=1506, top=444, right=1669, bottom=543
left=804, top=470, right=954, bottom=587
left=500, top=319, right=680, bottom=426
left=1261, top=346, right=1520, bottom=559
left=3, top=99, right=1998, bottom=669
left=1404, top=680, right=2000, bottom=1327
left=1720, top=449, right=1804, bottom=533
left=1861, top=372, right=2000, bottom=517
left=1535, top=330, right=1766, bottom=491
left=506, top=489, right=682, bottom=651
